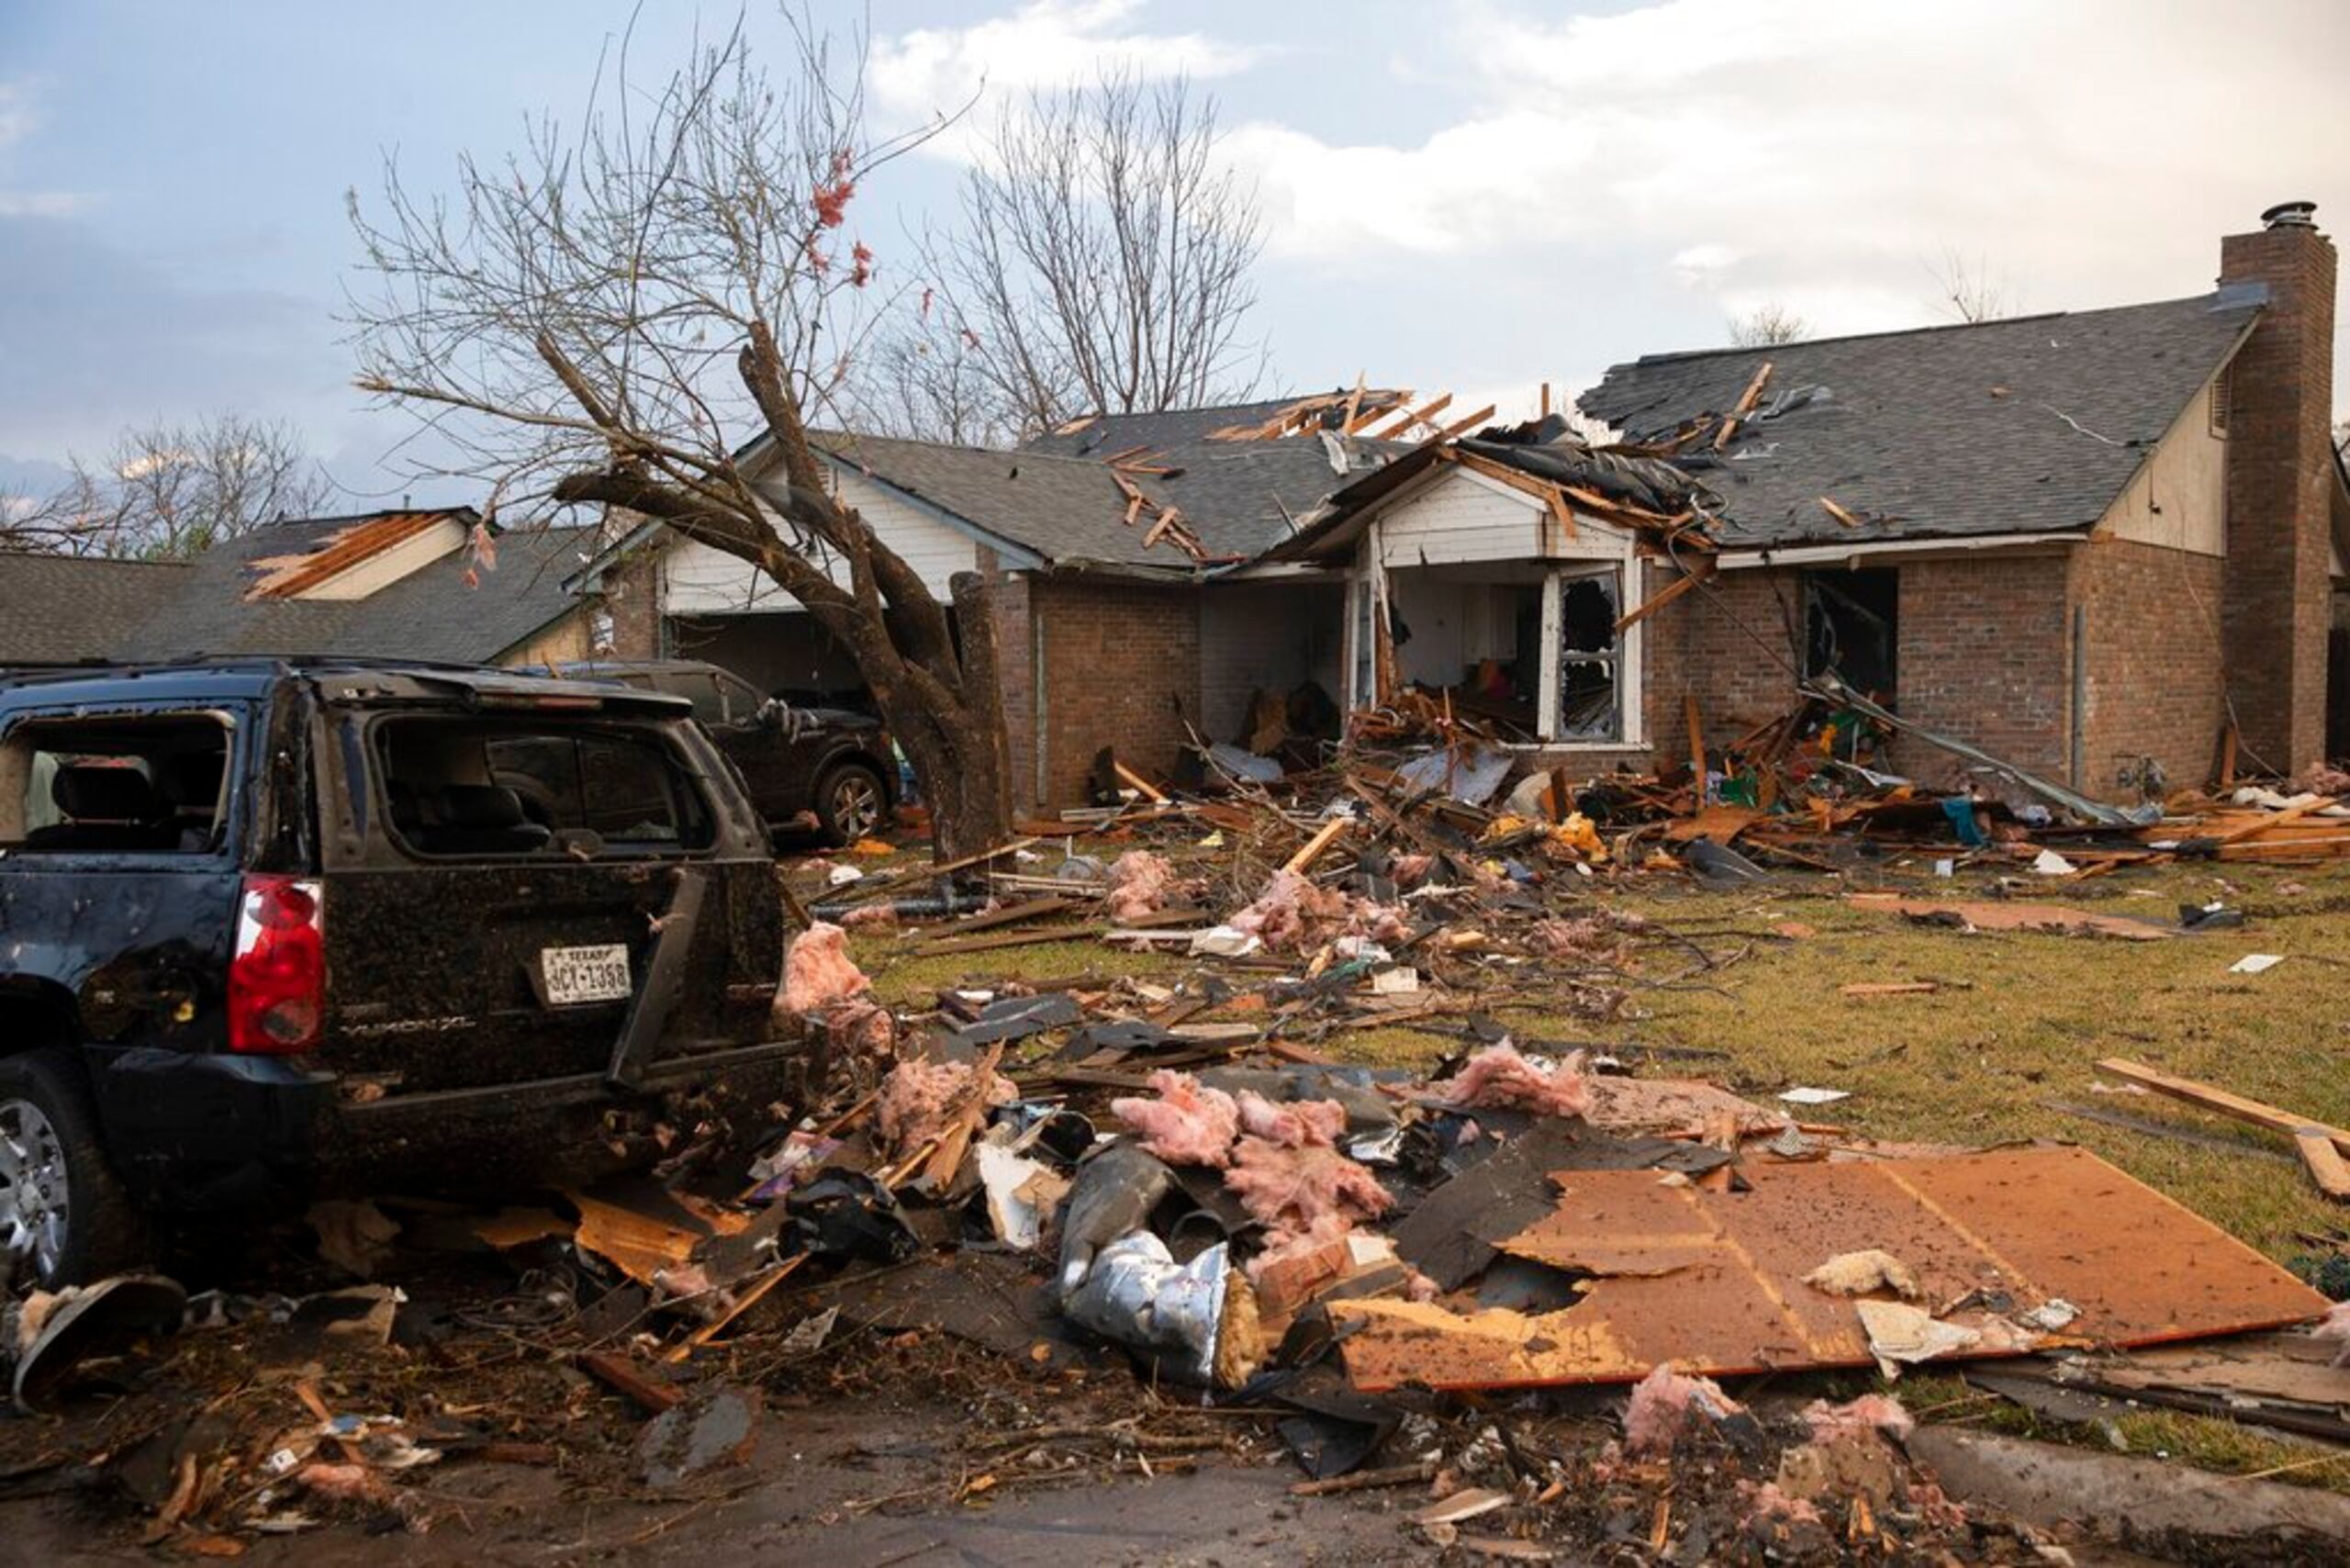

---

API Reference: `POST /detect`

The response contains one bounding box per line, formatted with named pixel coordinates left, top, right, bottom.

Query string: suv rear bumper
left=96, top=1042, right=801, bottom=1205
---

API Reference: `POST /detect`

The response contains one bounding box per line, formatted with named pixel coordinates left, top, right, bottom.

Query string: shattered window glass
left=1555, top=571, right=1621, bottom=743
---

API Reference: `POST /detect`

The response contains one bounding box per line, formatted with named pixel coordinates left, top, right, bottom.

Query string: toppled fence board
left=1845, top=893, right=2171, bottom=941
left=1332, top=1147, right=2322, bottom=1392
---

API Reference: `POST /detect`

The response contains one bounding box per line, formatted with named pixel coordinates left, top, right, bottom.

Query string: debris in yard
left=2097, top=1057, right=2350, bottom=1200
left=1804, top=1249, right=1921, bottom=1300
left=1622, top=1362, right=1746, bottom=1455
left=2229, top=951, right=2286, bottom=974
left=1777, top=1085, right=1850, bottom=1106
left=875, top=1055, right=1016, bottom=1159
left=635, top=1385, right=762, bottom=1488
left=1428, top=1043, right=1592, bottom=1118
left=1111, top=1069, right=1241, bottom=1167
left=307, top=1199, right=401, bottom=1279
left=779, top=921, right=870, bottom=1014
left=1801, top=1393, right=1914, bottom=1441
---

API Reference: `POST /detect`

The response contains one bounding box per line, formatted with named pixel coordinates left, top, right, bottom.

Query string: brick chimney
left=2218, top=201, right=2337, bottom=776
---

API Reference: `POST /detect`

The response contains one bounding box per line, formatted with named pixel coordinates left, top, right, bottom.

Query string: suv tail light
left=229, top=875, right=326, bottom=1054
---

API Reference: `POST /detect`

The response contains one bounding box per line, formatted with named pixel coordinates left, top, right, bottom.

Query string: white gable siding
left=662, top=471, right=982, bottom=614
left=1372, top=465, right=1638, bottom=569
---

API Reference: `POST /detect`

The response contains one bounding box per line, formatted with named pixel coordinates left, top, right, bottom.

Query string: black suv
left=0, top=660, right=799, bottom=1286
left=554, top=661, right=895, bottom=846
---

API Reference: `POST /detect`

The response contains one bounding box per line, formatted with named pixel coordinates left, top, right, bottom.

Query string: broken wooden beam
left=1714, top=360, right=1774, bottom=451
left=1615, top=559, right=1714, bottom=634
left=2095, top=1057, right=2350, bottom=1165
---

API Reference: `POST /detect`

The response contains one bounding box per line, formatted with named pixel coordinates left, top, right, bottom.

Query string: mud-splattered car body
left=0, top=659, right=796, bottom=1280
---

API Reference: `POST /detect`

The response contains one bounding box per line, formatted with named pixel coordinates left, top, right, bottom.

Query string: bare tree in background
left=347, top=17, right=1018, bottom=859
left=1728, top=303, right=1807, bottom=348
left=4, top=414, right=336, bottom=558
left=1928, top=245, right=2016, bottom=323
left=874, top=74, right=1265, bottom=442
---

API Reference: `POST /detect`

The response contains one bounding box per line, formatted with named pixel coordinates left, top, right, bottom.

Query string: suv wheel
left=815, top=762, right=887, bottom=846
left=0, top=1049, right=149, bottom=1289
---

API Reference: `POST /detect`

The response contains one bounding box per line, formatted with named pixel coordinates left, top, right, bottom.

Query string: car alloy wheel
left=828, top=769, right=883, bottom=842
left=0, top=1098, right=70, bottom=1281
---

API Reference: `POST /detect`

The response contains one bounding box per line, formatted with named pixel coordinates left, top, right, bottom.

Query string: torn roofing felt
left=1578, top=290, right=2265, bottom=552
left=808, top=429, right=1387, bottom=573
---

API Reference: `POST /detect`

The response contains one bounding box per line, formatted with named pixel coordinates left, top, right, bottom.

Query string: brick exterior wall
left=1027, top=576, right=1202, bottom=809
left=2072, top=537, right=2228, bottom=795
left=986, top=568, right=1040, bottom=812
left=602, top=548, right=665, bottom=658
left=1889, top=553, right=2075, bottom=786
left=1638, top=562, right=1807, bottom=753
left=2220, top=217, right=2338, bottom=775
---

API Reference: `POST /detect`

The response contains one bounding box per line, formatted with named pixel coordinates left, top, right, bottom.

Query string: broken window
left=1803, top=568, right=1898, bottom=700
left=1553, top=571, right=1624, bottom=742
left=0, top=714, right=233, bottom=855
left=374, top=717, right=713, bottom=859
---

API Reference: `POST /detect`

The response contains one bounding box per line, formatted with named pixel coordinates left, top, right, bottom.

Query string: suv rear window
left=373, top=717, right=713, bottom=858
left=0, top=713, right=232, bottom=855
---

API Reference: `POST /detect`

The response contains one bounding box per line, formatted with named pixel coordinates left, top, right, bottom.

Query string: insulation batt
left=780, top=922, right=871, bottom=1015
left=1233, top=1089, right=1347, bottom=1148
left=875, top=1058, right=1016, bottom=1158
left=1110, top=1070, right=1241, bottom=1168
left=1739, top=1480, right=1826, bottom=1529
left=1430, top=1042, right=1593, bottom=1119
left=1102, top=850, right=1181, bottom=924
left=1226, top=868, right=1408, bottom=952
left=1801, top=1393, right=1915, bottom=1442
left=1225, top=1136, right=1393, bottom=1253
left=821, top=998, right=895, bottom=1058
left=1622, top=1361, right=1745, bottom=1456
left=1803, top=1249, right=1923, bottom=1301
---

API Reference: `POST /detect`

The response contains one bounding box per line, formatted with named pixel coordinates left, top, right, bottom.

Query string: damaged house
left=1265, top=204, right=2346, bottom=799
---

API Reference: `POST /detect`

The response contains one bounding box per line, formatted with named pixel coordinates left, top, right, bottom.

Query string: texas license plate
left=542, top=944, right=632, bottom=1005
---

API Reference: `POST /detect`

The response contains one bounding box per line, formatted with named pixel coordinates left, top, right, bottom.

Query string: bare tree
left=4, top=415, right=336, bottom=558
left=885, top=73, right=1266, bottom=442
left=1928, top=245, right=2016, bottom=323
left=1728, top=303, right=1807, bottom=348
left=347, top=17, right=1017, bottom=859
left=849, top=310, right=1011, bottom=447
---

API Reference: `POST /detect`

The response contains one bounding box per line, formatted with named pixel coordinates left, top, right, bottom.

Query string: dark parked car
left=0, top=659, right=799, bottom=1286
left=554, top=660, right=895, bottom=846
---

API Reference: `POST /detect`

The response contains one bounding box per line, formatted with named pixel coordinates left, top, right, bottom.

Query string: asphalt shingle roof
left=118, top=515, right=599, bottom=664
left=0, top=554, right=191, bottom=666
left=815, top=430, right=1378, bottom=569
left=1577, top=291, right=2264, bottom=550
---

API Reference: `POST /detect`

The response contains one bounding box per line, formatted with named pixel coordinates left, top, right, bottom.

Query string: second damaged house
left=1261, top=205, right=2347, bottom=802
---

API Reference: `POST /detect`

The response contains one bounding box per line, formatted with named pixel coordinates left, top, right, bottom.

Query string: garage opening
left=1803, top=567, right=1898, bottom=700
left=667, top=612, right=873, bottom=713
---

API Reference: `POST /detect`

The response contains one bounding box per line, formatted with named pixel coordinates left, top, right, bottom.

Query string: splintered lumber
left=2215, top=793, right=2345, bottom=845
left=1113, top=761, right=1169, bottom=803
left=1425, top=404, right=1499, bottom=445
left=579, top=1351, right=682, bottom=1413
left=1818, top=496, right=1865, bottom=529
left=2294, top=1132, right=2350, bottom=1200
left=1615, top=560, right=1713, bottom=634
left=1363, top=393, right=1452, bottom=442
left=1714, top=360, right=1774, bottom=451
left=1282, top=814, right=1350, bottom=875
left=2095, top=1058, right=2350, bottom=1162
left=1684, top=693, right=1706, bottom=788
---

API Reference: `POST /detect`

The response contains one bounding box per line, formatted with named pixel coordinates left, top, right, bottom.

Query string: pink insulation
left=2292, top=763, right=2350, bottom=796
left=1528, top=915, right=1628, bottom=962
left=1110, top=1070, right=1240, bottom=1167
left=1430, top=1042, right=1593, bottom=1119
left=1801, top=1394, right=1914, bottom=1443
left=875, top=1057, right=1015, bottom=1158
left=1622, top=1361, right=1744, bottom=1456
left=1228, top=869, right=1348, bottom=950
left=1103, top=851, right=1181, bottom=924
left=1234, top=1089, right=1347, bottom=1148
left=1225, top=1136, right=1393, bottom=1254
left=822, top=998, right=896, bottom=1058
left=1739, top=1481, right=1825, bottom=1529
left=780, top=922, right=871, bottom=1015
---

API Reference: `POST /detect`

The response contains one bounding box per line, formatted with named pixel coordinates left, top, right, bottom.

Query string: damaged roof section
left=243, top=508, right=473, bottom=600
left=1578, top=290, right=2266, bottom=551
left=810, top=430, right=1390, bottom=575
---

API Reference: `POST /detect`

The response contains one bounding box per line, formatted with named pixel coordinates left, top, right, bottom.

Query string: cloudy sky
left=4, top=0, right=2345, bottom=504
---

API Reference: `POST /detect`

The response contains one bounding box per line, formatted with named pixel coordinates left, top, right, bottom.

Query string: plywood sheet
left=1334, top=1147, right=2323, bottom=1392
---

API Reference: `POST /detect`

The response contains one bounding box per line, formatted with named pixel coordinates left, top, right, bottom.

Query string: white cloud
left=1226, top=0, right=2350, bottom=345
left=0, top=82, right=34, bottom=149
left=869, top=0, right=1265, bottom=149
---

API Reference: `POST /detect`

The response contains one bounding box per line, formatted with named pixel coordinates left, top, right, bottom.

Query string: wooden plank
left=1818, top=496, right=1864, bottom=529
left=929, top=895, right=1086, bottom=937
left=1282, top=815, right=1349, bottom=875
left=1615, top=561, right=1713, bottom=634
left=2219, top=720, right=2240, bottom=790
left=1338, top=372, right=1365, bottom=434
left=1546, top=487, right=1578, bottom=543
left=579, top=1351, right=682, bottom=1413
left=1684, top=692, right=1706, bottom=790
left=1424, top=403, right=1499, bottom=445
left=2294, top=1131, right=2350, bottom=1200
left=1363, top=393, right=1452, bottom=442
left=2215, top=793, right=2344, bottom=846
left=1113, top=760, right=1169, bottom=803
left=1539, top=381, right=1551, bottom=419
left=1713, top=360, right=1774, bottom=451
left=2095, top=1058, right=2350, bottom=1159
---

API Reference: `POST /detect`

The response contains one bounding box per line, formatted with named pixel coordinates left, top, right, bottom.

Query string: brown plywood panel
left=1335, top=1147, right=2324, bottom=1393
